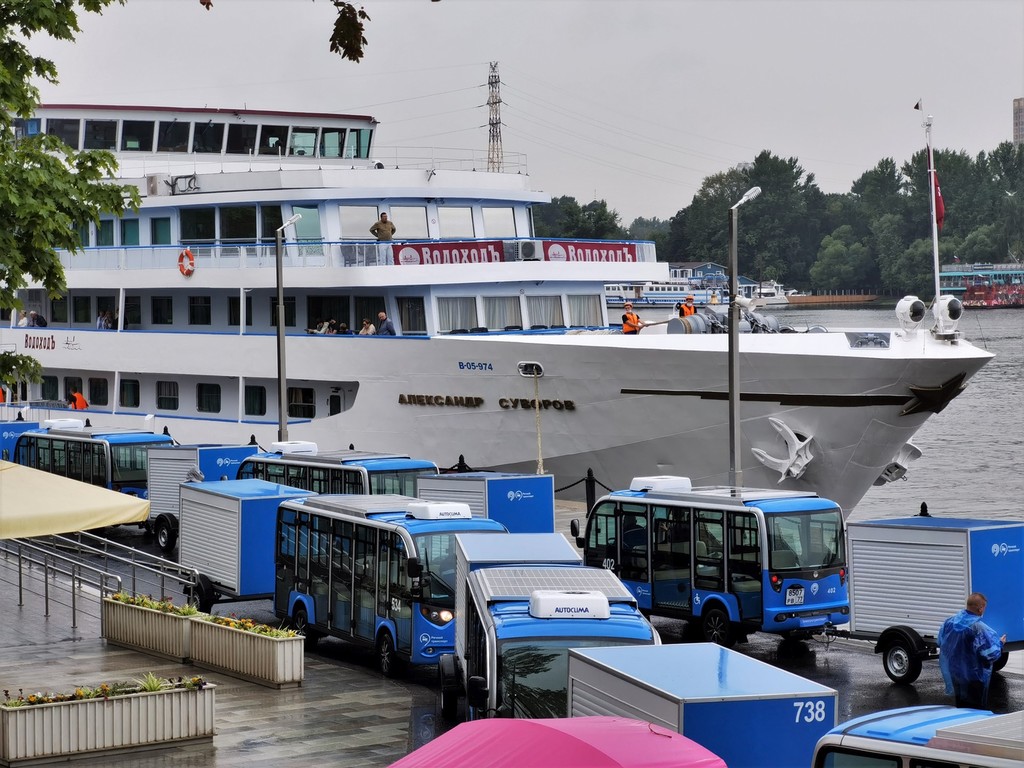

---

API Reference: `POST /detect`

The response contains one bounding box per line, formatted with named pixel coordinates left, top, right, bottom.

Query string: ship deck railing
left=57, top=237, right=657, bottom=272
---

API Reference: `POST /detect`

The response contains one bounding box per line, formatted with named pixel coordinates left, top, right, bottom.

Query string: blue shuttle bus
left=239, top=443, right=438, bottom=496
left=13, top=418, right=173, bottom=498
left=274, top=494, right=507, bottom=676
left=572, top=475, right=849, bottom=647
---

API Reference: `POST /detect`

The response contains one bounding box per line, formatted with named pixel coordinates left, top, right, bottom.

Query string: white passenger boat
left=1, top=105, right=994, bottom=512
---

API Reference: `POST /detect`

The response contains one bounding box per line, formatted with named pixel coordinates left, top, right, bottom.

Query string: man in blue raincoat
left=938, top=592, right=1006, bottom=709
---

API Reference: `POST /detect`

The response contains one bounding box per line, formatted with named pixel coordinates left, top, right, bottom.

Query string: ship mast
left=922, top=108, right=942, bottom=302
left=487, top=62, right=503, bottom=172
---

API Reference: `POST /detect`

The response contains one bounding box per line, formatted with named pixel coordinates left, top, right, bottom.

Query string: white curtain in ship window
left=156, top=380, right=179, bottom=411
left=437, top=297, right=478, bottom=332
left=526, top=296, right=563, bottom=327
left=483, top=297, right=522, bottom=330
left=568, top=294, right=603, bottom=326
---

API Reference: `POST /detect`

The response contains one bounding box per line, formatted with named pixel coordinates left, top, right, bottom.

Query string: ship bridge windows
left=484, top=296, right=522, bottom=331
left=271, top=297, right=297, bottom=327
left=46, top=118, right=81, bottom=148
left=157, top=381, right=179, bottom=411
left=258, top=125, right=289, bottom=155
left=289, top=127, right=318, bottom=156
left=121, top=219, right=140, bottom=246
left=343, top=128, right=372, bottom=159
left=438, top=207, right=475, bottom=238
left=72, top=297, right=92, bottom=324
left=89, top=378, right=108, bottom=407
left=390, top=205, right=428, bottom=239
left=180, top=208, right=216, bottom=245
left=121, top=120, right=154, bottom=151
left=226, top=124, right=257, bottom=154
left=437, top=297, right=478, bottom=333
left=526, top=296, right=564, bottom=328
left=83, top=119, right=116, bottom=150
left=157, top=120, right=190, bottom=152
left=194, top=121, right=225, bottom=153
left=221, top=206, right=258, bottom=242
left=152, top=217, right=172, bottom=245
left=482, top=207, right=517, bottom=238
left=568, top=294, right=603, bottom=327
left=97, top=220, right=115, bottom=246
left=339, top=206, right=379, bottom=239
left=320, top=128, right=346, bottom=158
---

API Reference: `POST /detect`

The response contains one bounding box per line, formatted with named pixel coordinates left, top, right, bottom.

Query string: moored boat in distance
left=1, top=104, right=996, bottom=514
left=940, top=262, right=1024, bottom=309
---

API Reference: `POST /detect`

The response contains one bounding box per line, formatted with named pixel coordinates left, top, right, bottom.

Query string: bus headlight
left=420, top=607, right=454, bottom=626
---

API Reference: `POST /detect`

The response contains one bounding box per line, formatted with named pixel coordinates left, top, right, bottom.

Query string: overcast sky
left=32, top=0, right=1024, bottom=224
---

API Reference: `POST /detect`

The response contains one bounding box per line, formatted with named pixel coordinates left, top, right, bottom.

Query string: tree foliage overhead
left=1, top=0, right=139, bottom=388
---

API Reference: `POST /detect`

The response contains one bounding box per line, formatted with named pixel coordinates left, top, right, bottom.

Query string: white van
left=812, top=705, right=1022, bottom=768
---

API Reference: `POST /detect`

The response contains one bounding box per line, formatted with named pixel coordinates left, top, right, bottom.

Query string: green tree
left=809, top=225, right=875, bottom=292
left=534, top=197, right=625, bottom=239
left=1, top=0, right=140, bottom=389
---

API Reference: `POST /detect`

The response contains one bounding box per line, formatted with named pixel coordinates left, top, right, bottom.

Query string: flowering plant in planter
left=200, top=614, right=298, bottom=638
left=107, top=591, right=202, bottom=616
left=2, top=674, right=207, bottom=708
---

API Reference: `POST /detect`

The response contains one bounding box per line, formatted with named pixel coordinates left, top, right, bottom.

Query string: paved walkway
left=0, top=551, right=439, bottom=768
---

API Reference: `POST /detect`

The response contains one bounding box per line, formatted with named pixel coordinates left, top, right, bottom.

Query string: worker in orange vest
left=677, top=295, right=697, bottom=317
left=621, top=302, right=646, bottom=334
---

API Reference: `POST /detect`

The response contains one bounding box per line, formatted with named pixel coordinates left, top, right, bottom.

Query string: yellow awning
left=0, top=461, right=149, bottom=538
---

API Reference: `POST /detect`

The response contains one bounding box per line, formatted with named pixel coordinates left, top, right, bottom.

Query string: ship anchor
left=752, top=417, right=815, bottom=481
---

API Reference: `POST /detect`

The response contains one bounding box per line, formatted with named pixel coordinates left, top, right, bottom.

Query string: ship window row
left=41, top=375, right=318, bottom=418
left=16, top=116, right=372, bottom=158
left=76, top=203, right=517, bottom=247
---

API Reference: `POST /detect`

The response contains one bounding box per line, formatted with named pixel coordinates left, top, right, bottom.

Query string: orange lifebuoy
left=178, top=248, right=195, bottom=277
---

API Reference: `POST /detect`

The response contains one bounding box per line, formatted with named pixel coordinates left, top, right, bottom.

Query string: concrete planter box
left=0, top=685, right=215, bottom=766
left=101, top=598, right=192, bottom=662
left=189, top=618, right=304, bottom=689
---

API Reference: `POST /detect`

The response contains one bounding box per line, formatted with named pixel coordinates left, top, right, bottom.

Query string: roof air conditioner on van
left=43, top=418, right=86, bottom=431
left=629, top=475, right=693, bottom=493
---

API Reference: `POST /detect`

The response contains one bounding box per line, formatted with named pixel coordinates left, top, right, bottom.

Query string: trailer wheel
left=993, top=651, right=1009, bottom=673
left=882, top=639, right=922, bottom=684
left=377, top=632, right=405, bottom=678
left=702, top=606, right=736, bottom=648
left=155, top=517, right=178, bottom=553
left=292, top=606, right=320, bottom=651
left=190, top=574, right=217, bottom=613
left=440, top=675, right=459, bottom=720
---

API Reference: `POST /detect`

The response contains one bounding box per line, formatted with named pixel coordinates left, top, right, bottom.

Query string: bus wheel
left=993, top=651, right=1009, bottom=673
left=155, top=518, right=178, bottom=553
left=882, top=639, right=922, bottom=684
left=292, top=607, right=319, bottom=651
left=701, top=606, right=736, bottom=648
left=377, top=632, right=404, bottom=678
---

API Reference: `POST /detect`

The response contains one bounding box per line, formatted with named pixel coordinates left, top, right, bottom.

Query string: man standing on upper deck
left=370, top=212, right=396, bottom=241
left=375, top=311, right=396, bottom=336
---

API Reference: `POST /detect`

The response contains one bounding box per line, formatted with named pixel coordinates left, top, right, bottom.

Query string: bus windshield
left=765, top=507, right=844, bottom=570
left=413, top=531, right=471, bottom=606
left=368, top=468, right=432, bottom=496
left=110, top=441, right=165, bottom=485
left=497, top=638, right=650, bottom=719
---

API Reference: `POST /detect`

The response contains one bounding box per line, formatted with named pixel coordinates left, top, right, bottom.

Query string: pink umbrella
left=388, top=716, right=727, bottom=768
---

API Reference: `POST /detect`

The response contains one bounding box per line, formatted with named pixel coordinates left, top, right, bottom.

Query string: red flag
left=933, top=171, right=945, bottom=231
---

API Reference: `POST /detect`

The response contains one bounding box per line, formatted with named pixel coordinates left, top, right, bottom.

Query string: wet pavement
left=0, top=501, right=1019, bottom=767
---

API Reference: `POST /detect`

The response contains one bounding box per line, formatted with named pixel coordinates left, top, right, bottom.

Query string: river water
left=774, top=305, right=1024, bottom=522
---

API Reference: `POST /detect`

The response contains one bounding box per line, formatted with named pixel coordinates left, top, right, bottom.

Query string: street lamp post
left=728, top=186, right=761, bottom=491
left=276, top=213, right=302, bottom=443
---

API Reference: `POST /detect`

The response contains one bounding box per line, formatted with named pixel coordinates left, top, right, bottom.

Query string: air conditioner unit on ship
left=515, top=240, right=544, bottom=261
left=146, top=174, right=170, bottom=196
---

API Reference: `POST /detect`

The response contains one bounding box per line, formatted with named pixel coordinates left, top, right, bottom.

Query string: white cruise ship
left=1, top=104, right=994, bottom=513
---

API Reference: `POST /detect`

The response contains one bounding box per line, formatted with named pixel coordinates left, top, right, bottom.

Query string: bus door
left=330, top=520, right=354, bottom=635
left=693, top=509, right=725, bottom=594
left=352, top=524, right=377, bottom=641
left=582, top=500, right=617, bottom=570
left=275, top=508, right=302, bottom=613
left=726, top=510, right=763, bottom=621
left=652, top=504, right=692, bottom=614
left=615, top=502, right=651, bottom=609
left=378, top=531, right=412, bottom=653
left=308, top=514, right=331, bottom=627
